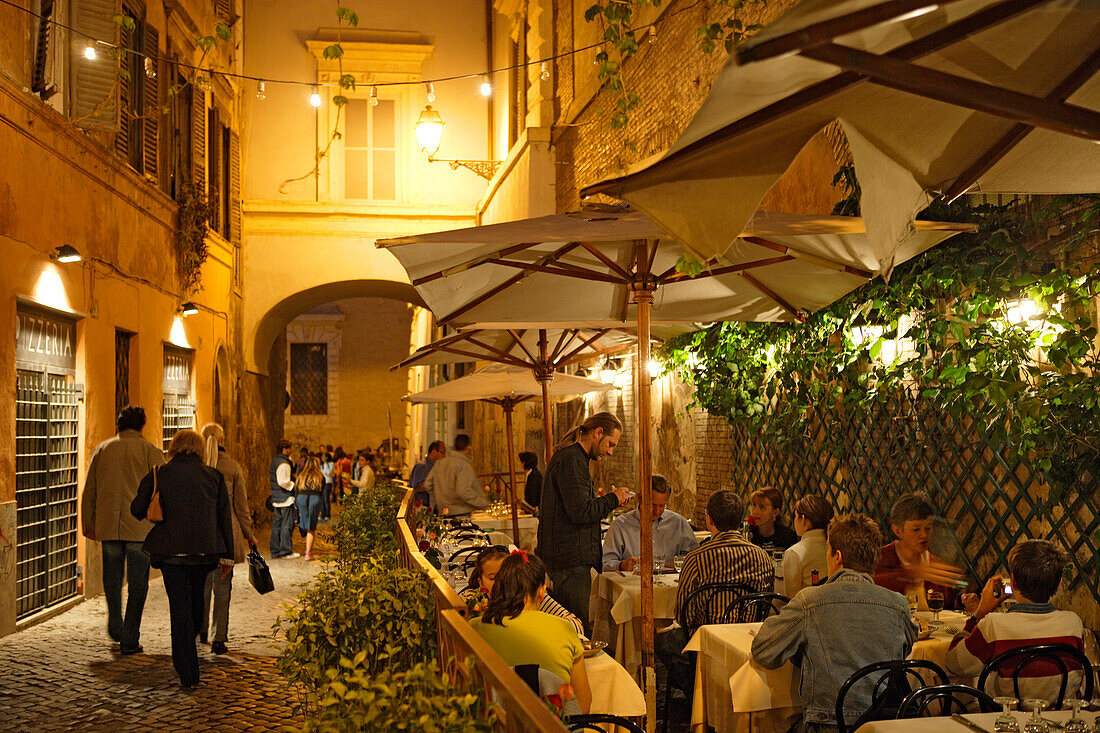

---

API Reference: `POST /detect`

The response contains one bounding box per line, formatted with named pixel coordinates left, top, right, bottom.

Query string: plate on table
left=915, top=617, right=932, bottom=640
left=582, top=640, right=607, bottom=658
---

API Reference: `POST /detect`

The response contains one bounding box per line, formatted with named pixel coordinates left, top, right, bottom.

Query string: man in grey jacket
left=80, top=406, right=165, bottom=653
left=423, top=434, right=488, bottom=516
left=752, top=513, right=918, bottom=733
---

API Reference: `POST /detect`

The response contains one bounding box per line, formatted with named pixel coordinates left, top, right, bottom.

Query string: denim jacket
left=751, top=568, right=918, bottom=725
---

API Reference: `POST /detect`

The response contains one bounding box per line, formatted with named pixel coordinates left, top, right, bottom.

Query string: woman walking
left=296, top=457, right=325, bottom=560
left=131, top=430, right=233, bottom=688
left=198, top=423, right=258, bottom=654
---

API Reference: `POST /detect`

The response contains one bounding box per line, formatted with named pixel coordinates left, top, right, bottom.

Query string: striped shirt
left=460, top=586, right=585, bottom=638
left=674, top=529, right=775, bottom=626
left=946, top=602, right=1085, bottom=703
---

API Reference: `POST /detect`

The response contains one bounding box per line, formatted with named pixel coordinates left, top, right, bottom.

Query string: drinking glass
left=994, top=697, right=1020, bottom=733
left=1091, top=699, right=1100, bottom=733
left=906, top=591, right=919, bottom=615
left=927, top=590, right=945, bottom=624
left=673, top=554, right=687, bottom=573
left=1022, top=699, right=1050, bottom=733
left=654, top=559, right=665, bottom=575
left=1064, top=700, right=1088, bottom=733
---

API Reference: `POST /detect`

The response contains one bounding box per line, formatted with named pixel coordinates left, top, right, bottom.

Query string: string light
left=540, top=62, right=550, bottom=81
left=479, top=75, right=492, bottom=96
left=425, top=81, right=435, bottom=103
left=310, top=86, right=321, bottom=107
left=83, top=41, right=96, bottom=60
left=649, top=27, right=658, bottom=44
left=368, top=85, right=378, bottom=106
left=256, top=80, right=266, bottom=100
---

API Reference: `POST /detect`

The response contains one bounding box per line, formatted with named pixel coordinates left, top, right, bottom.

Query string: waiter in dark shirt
left=536, top=412, right=632, bottom=630
left=519, top=451, right=542, bottom=509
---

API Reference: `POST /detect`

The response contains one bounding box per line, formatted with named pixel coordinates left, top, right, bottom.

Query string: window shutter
left=207, top=107, right=220, bottom=231
left=143, top=25, right=160, bottom=181
left=229, top=131, right=241, bottom=243
left=215, top=0, right=232, bottom=22
left=191, top=86, right=206, bottom=194
left=72, top=0, right=118, bottom=131
left=114, top=17, right=134, bottom=160
left=32, top=0, right=56, bottom=95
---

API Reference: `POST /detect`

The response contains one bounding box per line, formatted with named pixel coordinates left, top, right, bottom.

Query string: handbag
left=147, top=466, right=163, bottom=522
left=247, top=549, right=275, bottom=594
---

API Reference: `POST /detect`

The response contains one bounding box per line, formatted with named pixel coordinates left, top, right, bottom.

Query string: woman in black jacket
left=131, top=429, right=233, bottom=688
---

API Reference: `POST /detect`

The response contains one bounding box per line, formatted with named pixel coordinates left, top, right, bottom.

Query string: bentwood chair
left=977, top=643, right=1094, bottom=709
left=897, top=684, right=998, bottom=717
left=566, top=714, right=645, bottom=733
left=835, top=659, right=951, bottom=733
left=723, top=592, right=789, bottom=624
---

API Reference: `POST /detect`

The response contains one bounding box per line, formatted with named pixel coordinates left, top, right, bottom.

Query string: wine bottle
left=811, top=569, right=820, bottom=586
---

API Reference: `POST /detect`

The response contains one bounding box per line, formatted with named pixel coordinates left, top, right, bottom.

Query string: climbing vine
left=663, top=194, right=1100, bottom=492
left=175, top=181, right=216, bottom=294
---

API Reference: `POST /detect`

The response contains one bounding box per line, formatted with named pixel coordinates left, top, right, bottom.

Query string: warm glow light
left=414, top=104, right=445, bottom=157
left=540, top=62, right=550, bottom=81
left=52, top=245, right=82, bottom=263
left=256, top=80, right=266, bottom=100
left=599, top=358, right=617, bottom=385
left=894, top=4, right=939, bottom=22
left=479, top=77, right=492, bottom=96
left=368, top=85, right=379, bottom=106
left=310, top=89, right=321, bottom=107
left=84, top=42, right=97, bottom=60
left=425, top=81, right=436, bottom=103
left=33, top=265, right=72, bottom=312
left=647, top=359, right=663, bottom=377
left=169, top=316, right=190, bottom=348
left=1004, top=298, right=1039, bottom=324
left=180, top=301, right=199, bottom=316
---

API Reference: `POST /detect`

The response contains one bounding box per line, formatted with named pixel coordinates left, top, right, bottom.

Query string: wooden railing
left=395, top=486, right=567, bottom=732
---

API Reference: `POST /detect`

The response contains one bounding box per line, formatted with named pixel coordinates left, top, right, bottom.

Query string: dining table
left=684, top=610, right=975, bottom=733
left=470, top=510, right=538, bottom=550
left=590, top=569, right=681, bottom=679
left=854, top=709, right=1097, bottom=733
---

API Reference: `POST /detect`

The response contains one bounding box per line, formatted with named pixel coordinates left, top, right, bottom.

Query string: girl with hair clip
left=470, top=551, right=592, bottom=714
left=461, top=546, right=585, bottom=637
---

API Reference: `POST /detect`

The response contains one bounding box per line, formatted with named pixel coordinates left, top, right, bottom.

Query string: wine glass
left=906, top=591, right=919, bottom=616
left=927, top=589, right=945, bottom=624
left=1064, top=700, right=1088, bottom=733
left=1022, top=699, right=1050, bottom=733
left=673, top=554, right=687, bottom=573
left=994, top=697, right=1020, bottom=733
left=1090, top=699, right=1100, bottom=733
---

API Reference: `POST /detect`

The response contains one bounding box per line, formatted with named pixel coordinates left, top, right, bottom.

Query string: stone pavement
left=0, top=528, right=334, bottom=732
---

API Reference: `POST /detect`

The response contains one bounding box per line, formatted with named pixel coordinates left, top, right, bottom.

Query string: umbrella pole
left=503, top=400, right=521, bottom=545
left=633, top=281, right=657, bottom=731
left=538, top=329, right=555, bottom=467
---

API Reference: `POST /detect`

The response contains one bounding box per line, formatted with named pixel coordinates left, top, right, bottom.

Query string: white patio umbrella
left=394, top=327, right=650, bottom=467
left=581, top=0, right=1100, bottom=269
left=404, top=363, right=611, bottom=542
left=378, top=205, right=972, bottom=723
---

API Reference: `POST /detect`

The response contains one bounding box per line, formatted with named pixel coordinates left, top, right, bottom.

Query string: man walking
left=408, top=440, right=445, bottom=507
left=424, top=434, right=487, bottom=516
left=80, top=405, right=165, bottom=653
left=536, top=412, right=631, bottom=628
left=270, top=439, right=298, bottom=559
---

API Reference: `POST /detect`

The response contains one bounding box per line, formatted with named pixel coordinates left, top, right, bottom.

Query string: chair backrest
left=677, top=582, right=757, bottom=637
left=898, top=684, right=998, bottom=717
left=566, top=714, right=645, bottom=733
left=976, top=642, right=1094, bottom=709
left=448, top=546, right=485, bottom=565
left=723, top=593, right=789, bottom=624
left=514, top=664, right=539, bottom=694
left=835, top=659, right=951, bottom=733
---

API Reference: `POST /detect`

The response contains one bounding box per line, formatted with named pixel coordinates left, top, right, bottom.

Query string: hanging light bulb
left=195, top=73, right=211, bottom=92
left=143, top=56, right=156, bottom=79
left=310, top=86, right=321, bottom=107
left=649, top=26, right=658, bottom=44
left=368, top=85, right=379, bottom=106
left=479, top=75, right=492, bottom=96
left=425, top=81, right=435, bottom=103
left=540, top=62, right=550, bottom=81
left=83, top=41, right=97, bottom=60
left=256, top=80, right=266, bottom=100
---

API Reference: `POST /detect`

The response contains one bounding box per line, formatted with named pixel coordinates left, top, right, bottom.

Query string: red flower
left=747, top=515, right=758, bottom=526
left=418, top=539, right=430, bottom=552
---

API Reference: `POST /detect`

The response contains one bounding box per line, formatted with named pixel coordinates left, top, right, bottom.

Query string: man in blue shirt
left=408, top=440, right=445, bottom=507
left=602, top=474, right=698, bottom=572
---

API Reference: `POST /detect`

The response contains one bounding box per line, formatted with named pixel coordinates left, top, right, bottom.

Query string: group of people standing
left=81, top=408, right=256, bottom=688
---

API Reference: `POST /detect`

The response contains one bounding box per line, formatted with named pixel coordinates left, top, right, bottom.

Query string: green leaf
left=215, top=22, right=231, bottom=41
left=323, top=43, right=344, bottom=60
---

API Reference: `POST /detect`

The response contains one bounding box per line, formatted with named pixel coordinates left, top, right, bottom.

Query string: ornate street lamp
left=414, top=104, right=501, bottom=182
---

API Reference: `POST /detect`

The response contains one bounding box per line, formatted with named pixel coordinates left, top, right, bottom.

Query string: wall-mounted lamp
left=599, top=358, right=617, bottom=385
left=51, top=245, right=82, bottom=263
left=180, top=301, right=199, bottom=316
left=414, top=104, right=501, bottom=181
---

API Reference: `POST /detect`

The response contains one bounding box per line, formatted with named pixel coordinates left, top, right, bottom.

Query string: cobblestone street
left=0, top=530, right=330, bottom=732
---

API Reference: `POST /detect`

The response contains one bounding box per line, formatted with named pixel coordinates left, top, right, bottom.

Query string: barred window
left=290, top=343, right=328, bottom=415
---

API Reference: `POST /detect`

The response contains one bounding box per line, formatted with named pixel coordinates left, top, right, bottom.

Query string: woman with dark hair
left=518, top=451, right=542, bottom=509
left=461, top=546, right=584, bottom=636
left=747, top=487, right=799, bottom=551
left=471, top=552, right=591, bottom=714
left=781, top=494, right=834, bottom=597
left=131, top=430, right=233, bottom=688
left=296, top=457, right=325, bottom=560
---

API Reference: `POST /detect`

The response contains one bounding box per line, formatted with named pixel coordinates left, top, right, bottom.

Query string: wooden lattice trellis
left=726, top=395, right=1100, bottom=604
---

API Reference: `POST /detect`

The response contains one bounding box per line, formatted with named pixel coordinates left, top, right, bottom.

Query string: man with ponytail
left=536, top=412, right=632, bottom=630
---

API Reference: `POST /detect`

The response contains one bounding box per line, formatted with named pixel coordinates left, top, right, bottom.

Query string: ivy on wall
left=664, top=194, right=1100, bottom=493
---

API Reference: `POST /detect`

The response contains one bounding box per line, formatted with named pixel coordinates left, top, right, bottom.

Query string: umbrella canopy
left=379, top=207, right=971, bottom=326
left=581, top=0, right=1100, bottom=267
left=402, top=362, right=611, bottom=404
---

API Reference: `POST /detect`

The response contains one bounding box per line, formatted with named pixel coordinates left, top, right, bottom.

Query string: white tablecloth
left=685, top=612, right=969, bottom=733
left=471, top=512, right=538, bottom=550
left=587, top=650, right=647, bottom=718
left=855, top=710, right=1096, bottom=733
left=590, top=571, right=680, bottom=678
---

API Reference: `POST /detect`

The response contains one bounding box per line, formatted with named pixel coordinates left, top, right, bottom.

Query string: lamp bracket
left=428, top=156, right=502, bottom=181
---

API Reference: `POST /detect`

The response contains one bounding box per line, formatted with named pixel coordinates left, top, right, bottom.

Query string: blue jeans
left=296, top=493, right=322, bottom=532
left=270, top=505, right=295, bottom=557
left=101, top=540, right=150, bottom=651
